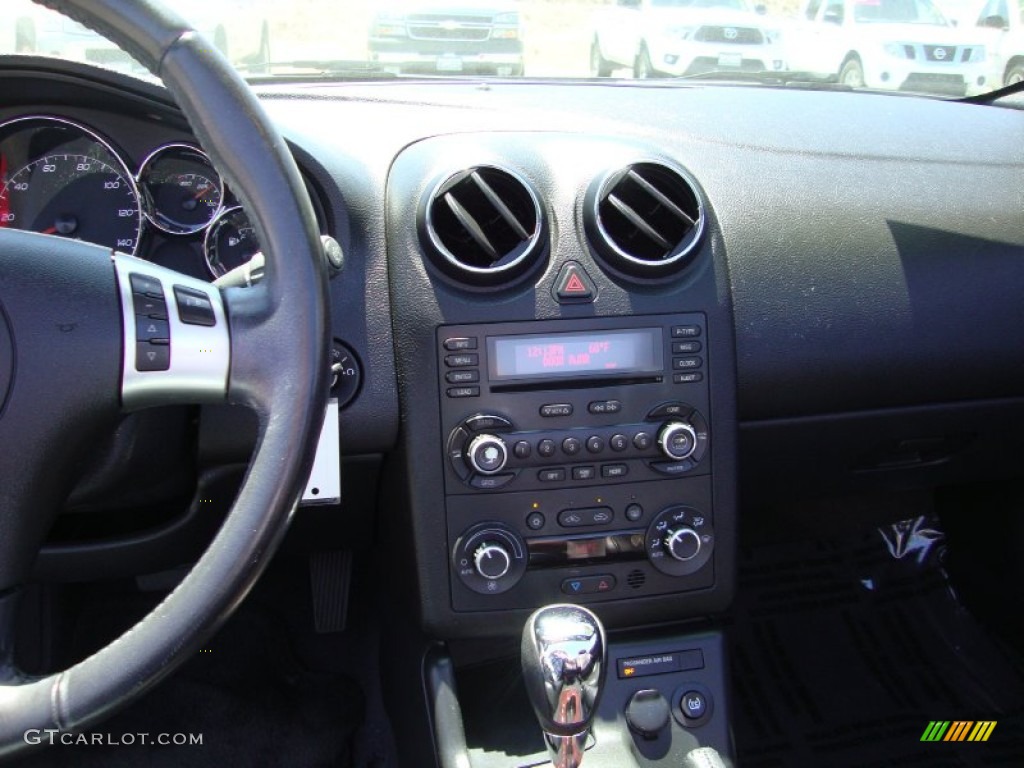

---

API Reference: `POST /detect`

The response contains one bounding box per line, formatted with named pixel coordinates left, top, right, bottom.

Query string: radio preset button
left=672, top=341, right=702, bottom=354
left=469, top=472, right=515, bottom=490
left=540, top=403, right=573, bottom=418
left=537, top=439, right=557, bottom=458
left=562, top=437, right=582, bottom=456
left=674, top=372, right=704, bottom=384
left=444, top=337, right=478, bottom=351
left=633, top=432, right=653, bottom=451
left=572, top=466, right=596, bottom=481
left=445, top=353, right=479, bottom=367
left=601, top=464, right=629, bottom=479
left=539, top=468, right=566, bottom=482
left=445, top=370, right=479, bottom=384
left=586, top=436, right=605, bottom=454
left=587, top=400, right=622, bottom=415
left=513, top=440, right=532, bottom=459
left=673, top=356, right=703, bottom=370
left=447, top=386, right=480, bottom=398
left=610, top=434, right=629, bottom=452
left=672, top=325, right=702, bottom=338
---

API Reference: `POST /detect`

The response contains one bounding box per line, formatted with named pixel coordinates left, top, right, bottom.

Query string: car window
left=806, top=0, right=825, bottom=19
left=824, top=0, right=846, bottom=21
left=853, top=0, right=947, bottom=23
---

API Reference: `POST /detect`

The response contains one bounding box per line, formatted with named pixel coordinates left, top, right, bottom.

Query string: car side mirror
left=981, top=14, right=1009, bottom=28
left=823, top=10, right=843, bottom=24
left=756, top=3, right=767, bottom=14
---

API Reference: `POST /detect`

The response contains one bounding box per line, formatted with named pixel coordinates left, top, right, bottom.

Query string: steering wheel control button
left=672, top=341, right=702, bottom=354
left=445, top=353, right=478, bottom=367
left=674, top=372, right=704, bottom=384
left=626, top=690, right=671, bottom=738
left=135, top=316, right=169, bottom=342
left=610, top=434, right=628, bottom=452
left=560, top=575, right=616, bottom=595
left=588, top=399, right=622, bottom=415
left=671, top=325, right=701, bottom=338
left=447, top=386, right=480, bottom=398
left=173, top=286, right=216, bottom=326
left=553, top=260, right=596, bottom=304
left=540, top=403, right=573, bottom=418
left=601, top=463, right=628, bottom=479
left=680, top=691, right=707, bottom=720
left=444, top=336, right=477, bottom=351
left=572, top=465, right=596, bottom=481
left=539, top=468, right=566, bottom=482
left=558, top=507, right=613, bottom=528
left=129, top=272, right=164, bottom=297
left=625, top=503, right=644, bottom=522
left=467, top=434, right=508, bottom=475
left=446, top=370, right=479, bottom=384
left=537, top=439, right=557, bottom=458
left=562, top=437, right=582, bottom=456
left=132, top=292, right=168, bottom=319
left=135, top=342, right=170, bottom=372
left=646, top=506, right=714, bottom=576
left=526, top=512, right=546, bottom=530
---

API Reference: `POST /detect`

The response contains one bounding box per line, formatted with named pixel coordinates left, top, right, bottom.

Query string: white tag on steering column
left=301, top=398, right=340, bottom=506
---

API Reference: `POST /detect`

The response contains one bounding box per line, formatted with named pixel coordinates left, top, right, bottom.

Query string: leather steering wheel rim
left=0, top=0, right=329, bottom=756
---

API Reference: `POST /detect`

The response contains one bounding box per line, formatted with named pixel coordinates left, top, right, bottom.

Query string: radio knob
left=664, top=527, right=702, bottom=562
left=658, top=421, right=698, bottom=462
left=473, top=542, right=512, bottom=580
left=466, top=434, right=509, bottom=475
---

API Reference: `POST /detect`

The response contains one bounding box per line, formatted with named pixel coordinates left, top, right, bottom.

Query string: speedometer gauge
left=138, top=144, right=223, bottom=235
left=0, top=116, right=142, bottom=254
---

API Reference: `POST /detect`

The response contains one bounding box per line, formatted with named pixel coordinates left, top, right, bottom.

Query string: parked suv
left=368, top=0, right=524, bottom=76
left=590, top=0, right=785, bottom=78
left=788, top=0, right=991, bottom=95
left=937, top=0, right=1024, bottom=84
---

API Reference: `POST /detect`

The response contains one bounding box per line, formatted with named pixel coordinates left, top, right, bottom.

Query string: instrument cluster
left=0, top=115, right=261, bottom=280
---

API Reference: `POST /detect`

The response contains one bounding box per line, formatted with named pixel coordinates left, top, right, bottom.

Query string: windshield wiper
left=237, top=60, right=397, bottom=80
left=960, top=78, right=1024, bottom=105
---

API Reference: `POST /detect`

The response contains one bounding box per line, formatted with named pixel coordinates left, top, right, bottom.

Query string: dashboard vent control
left=586, top=162, right=705, bottom=279
left=421, top=165, right=545, bottom=287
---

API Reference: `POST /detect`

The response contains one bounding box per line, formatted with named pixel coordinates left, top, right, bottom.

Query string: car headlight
left=494, top=12, right=519, bottom=24
left=667, top=25, right=697, bottom=40
left=967, top=46, right=986, bottom=62
left=763, top=29, right=782, bottom=44
left=883, top=43, right=911, bottom=59
left=371, top=13, right=406, bottom=38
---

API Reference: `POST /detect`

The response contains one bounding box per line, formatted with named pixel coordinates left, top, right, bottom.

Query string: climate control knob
left=473, top=542, right=512, bottom=580
left=466, top=434, right=509, bottom=475
left=665, top=527, right=701, bottom=562
left=658, top=421, right=698, bottom=462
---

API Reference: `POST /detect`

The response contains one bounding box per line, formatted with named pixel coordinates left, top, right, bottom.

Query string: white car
left=936, top=0, right=1024, bottom=84
left=590, top=0, right=785, bottom=78
left=788, top=0, right=991, bottom=95
left=4, top=0, right=271, bottom=73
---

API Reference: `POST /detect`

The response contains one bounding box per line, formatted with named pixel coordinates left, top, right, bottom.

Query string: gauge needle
left=193, top=185, right=212, bottom=200
left=41, top=226, right=58, bottom=234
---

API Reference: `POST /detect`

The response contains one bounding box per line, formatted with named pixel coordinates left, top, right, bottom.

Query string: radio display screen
left=488, top=328, right=663, bottom=381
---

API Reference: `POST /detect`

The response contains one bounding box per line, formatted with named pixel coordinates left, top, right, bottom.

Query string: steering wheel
left=0, top=0, right=329, bottom=757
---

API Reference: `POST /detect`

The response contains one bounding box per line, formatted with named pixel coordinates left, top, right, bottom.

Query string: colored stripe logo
left=920, top=721, right=996, bottom=742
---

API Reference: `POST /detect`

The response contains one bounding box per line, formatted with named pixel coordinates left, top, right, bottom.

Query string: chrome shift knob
left=521, top=604, right=607, bottom=768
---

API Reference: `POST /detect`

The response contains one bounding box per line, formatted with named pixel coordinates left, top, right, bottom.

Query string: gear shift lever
left=521, top=604, right=607, bottom=768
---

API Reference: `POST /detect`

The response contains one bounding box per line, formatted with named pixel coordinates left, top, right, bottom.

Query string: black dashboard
left=3, top=53, right=1024, bottom=766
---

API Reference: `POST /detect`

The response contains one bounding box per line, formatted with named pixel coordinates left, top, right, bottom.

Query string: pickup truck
left=787, top=0, right=992, bottom=95
left=368, top=0, right=524, bottom=76
left=937, top=0, right=1024, bottom=84
left=590, top=0, right=785, bottom=78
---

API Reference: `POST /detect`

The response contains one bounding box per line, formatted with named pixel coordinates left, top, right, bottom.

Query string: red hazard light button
left=553, top=260, right=596, bottom=304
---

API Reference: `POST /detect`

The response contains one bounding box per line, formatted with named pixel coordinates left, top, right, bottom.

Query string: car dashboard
left=2, top=55, right=1024, bottom=767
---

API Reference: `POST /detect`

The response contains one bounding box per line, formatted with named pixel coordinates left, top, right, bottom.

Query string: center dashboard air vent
left=585, top=162, right=705, bottom=280
left=420, top=165, right=546, bottom=288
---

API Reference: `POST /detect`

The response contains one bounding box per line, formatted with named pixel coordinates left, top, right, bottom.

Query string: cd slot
left=491, top=375, right=664, bottom=393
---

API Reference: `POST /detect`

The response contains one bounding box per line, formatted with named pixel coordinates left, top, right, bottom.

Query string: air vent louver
left=422, top=166, right=544, bottom=287
left=627, top=569, right=646, bottom=589
left=586, top=162, right=705, bottom=279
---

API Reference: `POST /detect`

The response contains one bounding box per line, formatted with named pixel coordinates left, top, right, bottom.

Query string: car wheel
left=0, top=0, right=328, bottom=756
left=839, top=57, right=865, bottom=88
left=590, top=38, right=613, bottom=77
left=634, top=45, right=659, bottom=79
left=1005, top=62, right=1024, bottom=86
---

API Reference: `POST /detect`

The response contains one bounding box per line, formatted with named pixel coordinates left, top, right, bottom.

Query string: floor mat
left=728, top=516, right=1024, bottom=767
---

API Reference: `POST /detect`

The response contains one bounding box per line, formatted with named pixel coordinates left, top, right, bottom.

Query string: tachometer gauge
left=204, top=206, right=260, bottom=278
left=0, top=116, right=142, bottom=254
left=138, top=144, right=223, bottom=235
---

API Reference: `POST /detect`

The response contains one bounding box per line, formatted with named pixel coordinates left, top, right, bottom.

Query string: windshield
left=2, top=0, right=1010, bottom=99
